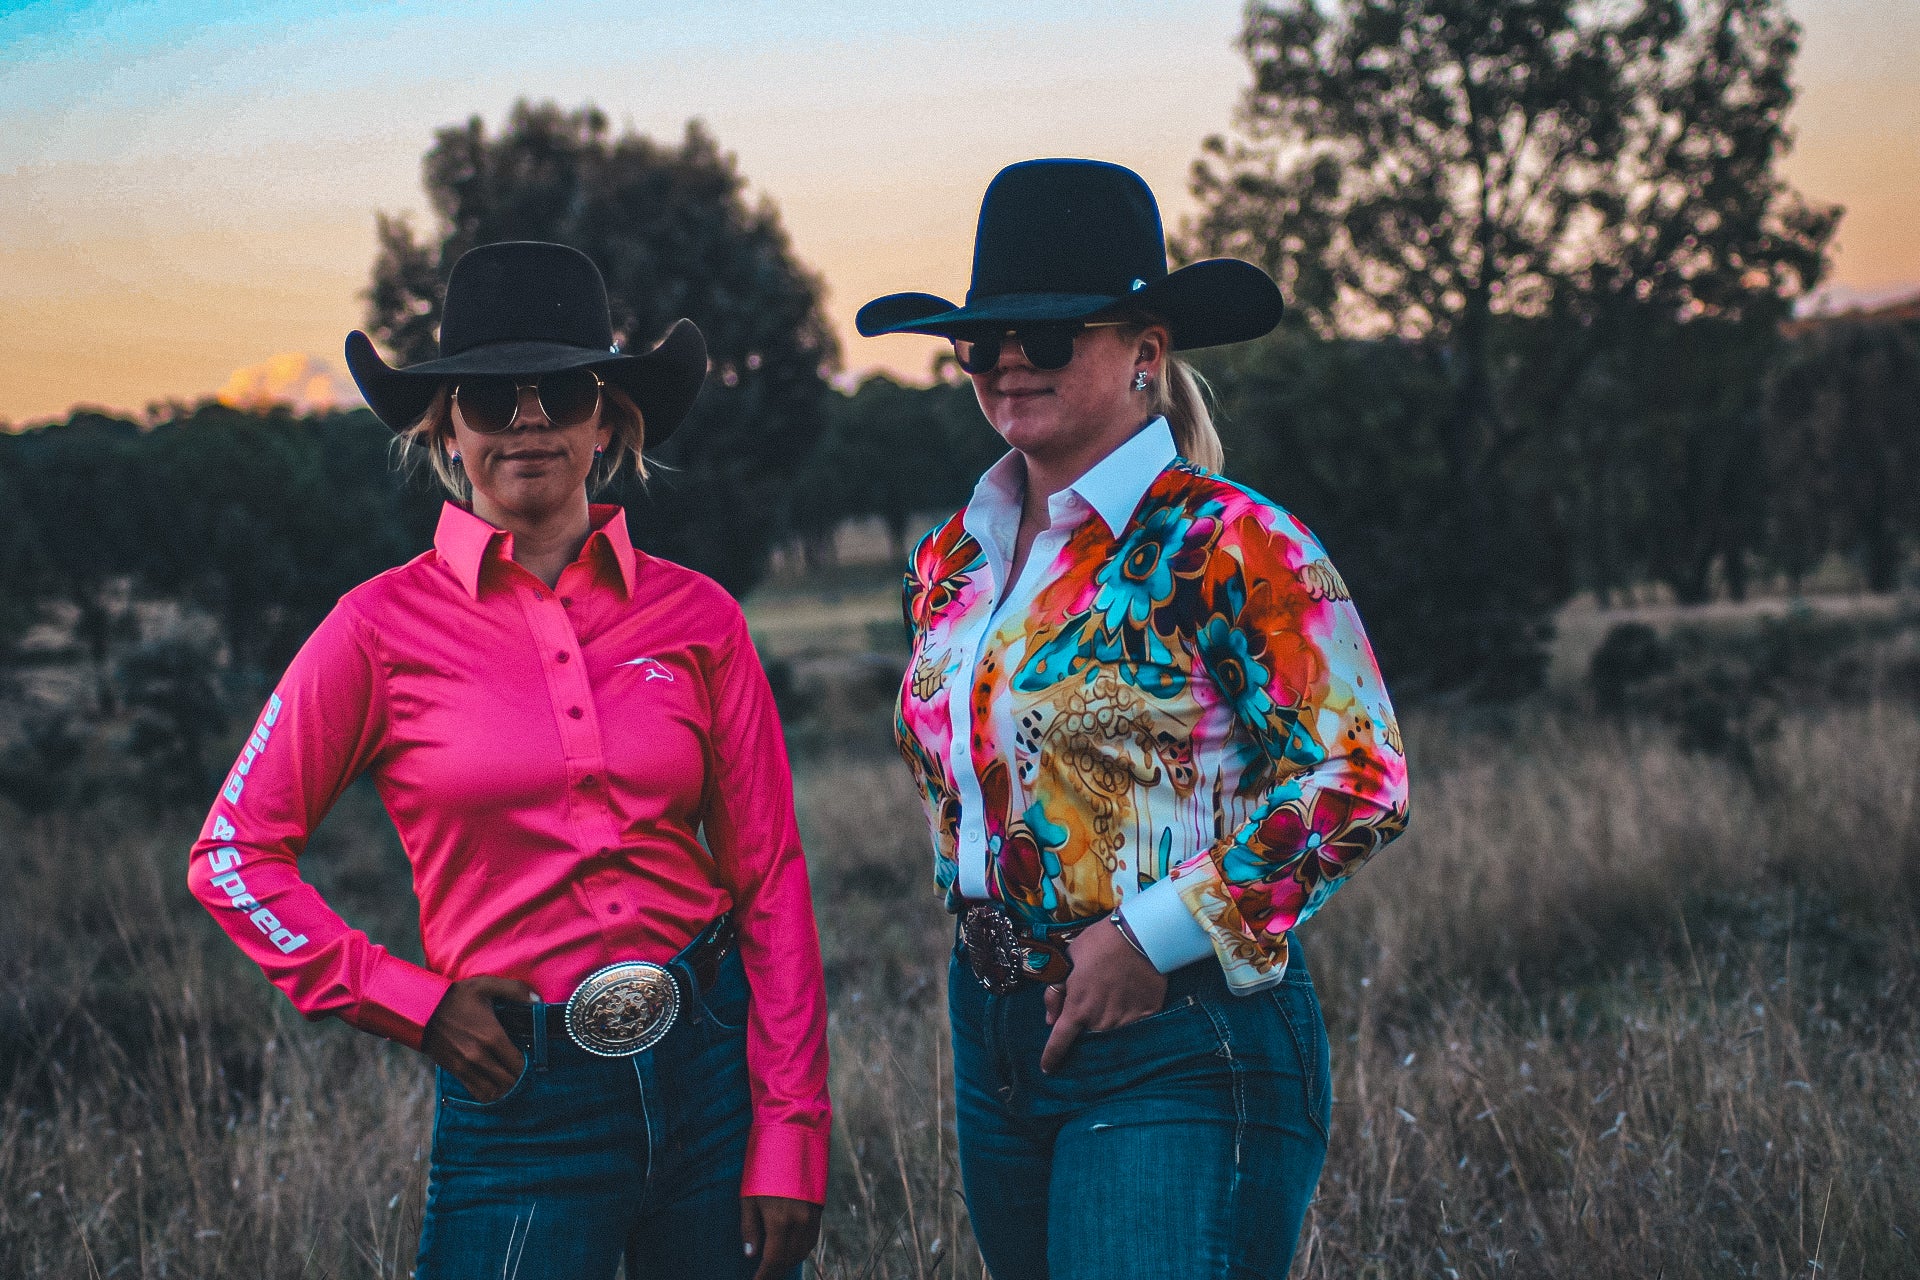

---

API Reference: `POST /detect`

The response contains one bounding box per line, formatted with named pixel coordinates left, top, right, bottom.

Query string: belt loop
left=671, top=955, right=702, bottom=1016
left=530, top=996, right=549, bottom=1070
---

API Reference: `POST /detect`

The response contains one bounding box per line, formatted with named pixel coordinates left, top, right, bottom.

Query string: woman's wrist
left=1108, top=908, right=1152, bottom=965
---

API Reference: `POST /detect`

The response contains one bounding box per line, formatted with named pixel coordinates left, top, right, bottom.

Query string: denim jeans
left=414, top=947, right=797, bottom=1280
left=949, top=932, right=1331, bottom=1280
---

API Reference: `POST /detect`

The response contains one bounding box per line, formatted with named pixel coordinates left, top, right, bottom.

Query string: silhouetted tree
left=0, top=412, right=144, bottom=709
left=365, top=101, right=837, bottom=595
left=134, top=402, right=437, bottom=671
left=0, top=466, right=49, bottom=657
left=1766, top=319, right=1920, bottom=591
left=797, top=376, right=1005, bottom=562
left=1187, top=0, right=1836, bottom=693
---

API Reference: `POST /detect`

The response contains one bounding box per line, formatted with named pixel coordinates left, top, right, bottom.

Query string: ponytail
left=1118, top=312, right=1224, bottom=472
left=1154, top=357, right=1221, bottom=472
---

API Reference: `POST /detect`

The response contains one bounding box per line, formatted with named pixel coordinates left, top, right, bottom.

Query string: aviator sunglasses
left=950, top=321, right=1127, bottom=375
left=452, top=368, right=604, bottom=433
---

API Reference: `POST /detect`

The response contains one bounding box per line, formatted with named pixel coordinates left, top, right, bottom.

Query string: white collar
left=966, top=416, right=1176, bottom=542
left=1069, top=416, right=1177, bottom=536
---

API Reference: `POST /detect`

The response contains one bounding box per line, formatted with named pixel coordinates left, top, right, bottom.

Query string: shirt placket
left=946, top=496, right=1085, bottom=902
left=946, top=584, right=997, bottom=900
left=514, top=567, right=629, bottom=953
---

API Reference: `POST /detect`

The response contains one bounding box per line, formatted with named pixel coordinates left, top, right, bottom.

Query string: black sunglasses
left=950, top=321, right=1126, bottom=374
left=452, top=368, right=604, bottom=433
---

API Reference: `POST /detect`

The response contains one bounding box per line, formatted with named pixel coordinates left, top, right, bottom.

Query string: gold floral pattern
left=1300, top=558, right=1351, bottom=602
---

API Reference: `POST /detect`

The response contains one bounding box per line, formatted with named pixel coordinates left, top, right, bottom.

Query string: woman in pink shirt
left=188, top=241, right=828, bottom=1280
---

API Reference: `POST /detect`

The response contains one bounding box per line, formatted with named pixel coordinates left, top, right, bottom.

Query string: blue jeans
left=949, top=933, right=1331, bottom=1280
left=415, top=947, right=796, bottom=1280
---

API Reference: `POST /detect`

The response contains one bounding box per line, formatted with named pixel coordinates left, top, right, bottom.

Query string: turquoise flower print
left=1014, top=615, right=1096, bottom=693
left=1094, top=504, right=1192, bottom=637
left=1195, top=614, right=1275, bottom=726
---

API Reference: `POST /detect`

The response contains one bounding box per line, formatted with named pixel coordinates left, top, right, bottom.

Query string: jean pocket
left=437, top=1055, right=532, bottom=1111
left=1078, top=992, right=1201, bottom=1041
left=1268, top=981, right=1331, bottom=1141
left=695, top=951, right=750, bottom=1034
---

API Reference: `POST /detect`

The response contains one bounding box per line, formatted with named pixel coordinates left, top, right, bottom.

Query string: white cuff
left=1119, top=876, right=1215, bottom=974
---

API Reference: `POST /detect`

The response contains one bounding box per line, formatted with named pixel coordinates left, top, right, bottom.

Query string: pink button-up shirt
left=188, top=503, right=830, bottom=1203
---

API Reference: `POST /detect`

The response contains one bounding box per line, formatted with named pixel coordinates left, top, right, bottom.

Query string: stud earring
left=1133, top=371, right=1150, bottom=392
left=593, top=445, right=605, bottom=457
left=449, top=449, right=462, bottom=463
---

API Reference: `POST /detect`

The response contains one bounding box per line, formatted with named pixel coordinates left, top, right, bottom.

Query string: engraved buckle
left=961, top=906, right=1019, bottom=995
left=564, top=960, right=681, bottom=1057
left=961, top=906, right=1077, bottom=994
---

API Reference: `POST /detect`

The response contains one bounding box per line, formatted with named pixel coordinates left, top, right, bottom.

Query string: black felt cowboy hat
left=855, top=158, right=1283, bottom=349
left=345, top=241, right=707, bottom=442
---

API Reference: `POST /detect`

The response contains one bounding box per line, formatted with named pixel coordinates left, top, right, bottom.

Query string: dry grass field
left=2, top=692, right=1916, bottom=1278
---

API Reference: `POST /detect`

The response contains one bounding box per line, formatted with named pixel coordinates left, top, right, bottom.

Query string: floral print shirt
left=895, top=419, right=1409, bottom=991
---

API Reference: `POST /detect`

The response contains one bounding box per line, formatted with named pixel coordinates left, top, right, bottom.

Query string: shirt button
left=567, top=706, right=584, bottom=719
left=562, top=597, right=574, bottom=608
left=579, top=775, right=596, bottom=788
left=556, top=651, right=570, bottom=663
left=607, top=902, right=621, bottom=914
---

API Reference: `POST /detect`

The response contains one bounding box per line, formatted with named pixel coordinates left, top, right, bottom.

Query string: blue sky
left=2, top=0, right=1914, bottom=421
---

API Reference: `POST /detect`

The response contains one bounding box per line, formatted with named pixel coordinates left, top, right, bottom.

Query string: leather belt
left=495, top=916, right=735, bottom=1057
left=958, top=904, right=1093, bottom=996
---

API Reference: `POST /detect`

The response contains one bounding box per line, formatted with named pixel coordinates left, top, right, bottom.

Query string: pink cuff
left=741, top=1121, right=831, bottom=1204
left=354, top=954, right=452, bottom=1051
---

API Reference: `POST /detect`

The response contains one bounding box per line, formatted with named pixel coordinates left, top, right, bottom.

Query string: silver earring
left=1133, top=371, right=1150, bottom=392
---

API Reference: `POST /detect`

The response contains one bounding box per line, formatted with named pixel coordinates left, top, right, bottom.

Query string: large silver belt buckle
left=960, top=906, right=1026, bottom=996
left=564, top=961, right=681, bottom=1057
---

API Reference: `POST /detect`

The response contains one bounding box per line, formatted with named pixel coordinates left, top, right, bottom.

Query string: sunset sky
left=2, top=0, right=1915, bottom=425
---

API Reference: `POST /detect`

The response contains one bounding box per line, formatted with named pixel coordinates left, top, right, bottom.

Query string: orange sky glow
left=1, top=0, right=1914, bottom=425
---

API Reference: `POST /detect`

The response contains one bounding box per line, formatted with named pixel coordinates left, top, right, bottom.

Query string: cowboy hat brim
left=344, top=318, right=708, bottom=443
left=855, top=258, right=1283, bottom=351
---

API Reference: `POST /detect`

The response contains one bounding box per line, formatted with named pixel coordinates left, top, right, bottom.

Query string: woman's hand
left=422, top=975, right=538, bottom=1101
left=1040, top=918, right=1168, bottom=1073
left=742, top=1195, right=822, bottom=1279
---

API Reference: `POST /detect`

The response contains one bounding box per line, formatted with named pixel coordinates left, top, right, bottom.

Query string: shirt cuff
left=741, top=1120, right=831, bottom=1204
left=1121, top=876, right=1217, bottom=974
left=353, top=953, right=453, bottom=1052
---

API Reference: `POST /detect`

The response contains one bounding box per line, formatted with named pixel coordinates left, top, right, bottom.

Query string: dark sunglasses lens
left=1019, top=328, right=1078, bottom=370
left=538, top=369, right=601, bottom=426
left=455, top=379, right=518, bottom=432
left=953, top=334, right=1002, bottom=375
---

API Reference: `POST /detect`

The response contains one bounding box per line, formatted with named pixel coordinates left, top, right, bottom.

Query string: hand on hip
left=1040, top=918, right=1167, bottom=1073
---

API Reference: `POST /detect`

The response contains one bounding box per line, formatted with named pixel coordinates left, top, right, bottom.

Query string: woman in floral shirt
left=857, top=160, right=1410, bottom=1278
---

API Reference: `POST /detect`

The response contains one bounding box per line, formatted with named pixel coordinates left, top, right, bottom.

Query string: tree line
left=3, top=0, right=1916, bottom=709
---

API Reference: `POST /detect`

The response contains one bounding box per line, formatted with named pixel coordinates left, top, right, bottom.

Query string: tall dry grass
left=2, top=703, right=1915, bottom=1277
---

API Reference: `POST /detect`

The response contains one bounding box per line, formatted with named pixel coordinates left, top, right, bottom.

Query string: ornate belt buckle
left=960, top=907, right=1024, bottom=996
left=565, top=960, right=681, bottom=1057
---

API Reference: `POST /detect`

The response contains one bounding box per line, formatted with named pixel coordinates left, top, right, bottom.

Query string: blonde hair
left=393, top=378, right=649, bottom=501
left=1115, top=314, right=1223, bottom=472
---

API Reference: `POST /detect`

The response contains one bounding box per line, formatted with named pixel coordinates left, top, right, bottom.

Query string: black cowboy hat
left=855, top=158, right=1282, bottom=349
left=345, top=241, right=707, bottom=442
